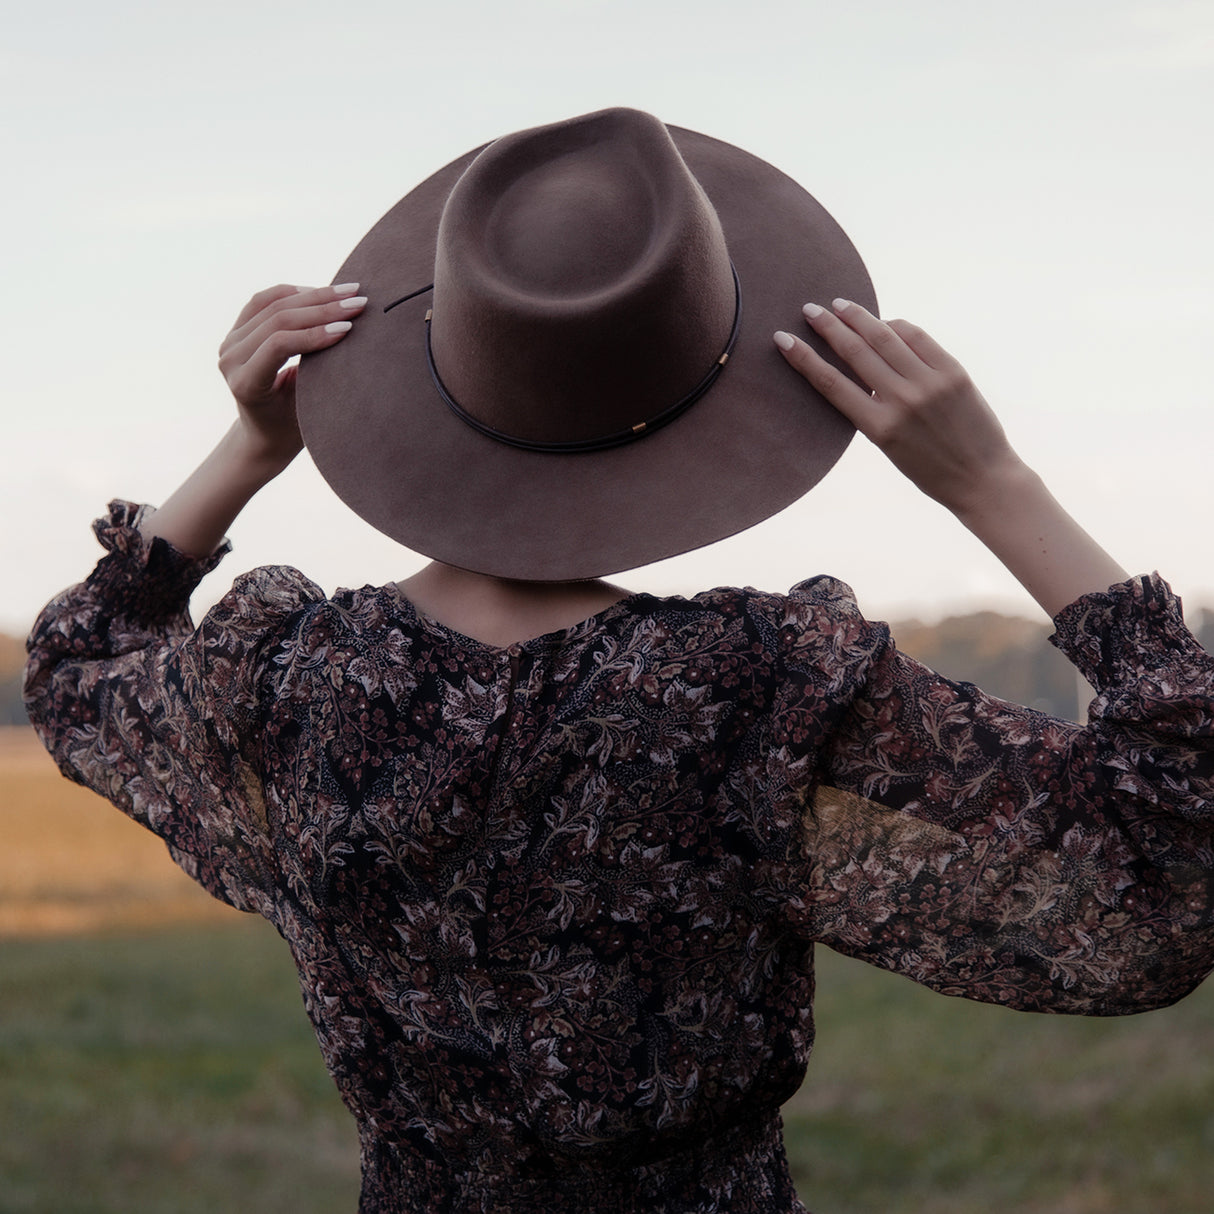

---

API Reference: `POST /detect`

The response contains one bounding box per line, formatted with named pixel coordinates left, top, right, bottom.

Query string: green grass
left=2, top=920, right=1212, bottom=1213
left=787, top=948, right=1214, bottom=1213
left=0, top=919, right=358, bottom=1214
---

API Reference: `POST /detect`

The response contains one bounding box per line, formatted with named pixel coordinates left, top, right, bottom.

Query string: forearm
left=950, top=458, right=1128, bottom=620
left=140, top=421, right=296, bottom=557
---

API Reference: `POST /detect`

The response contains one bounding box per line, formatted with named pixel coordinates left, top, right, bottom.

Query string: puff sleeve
left=779, top=574, right=1214, bottom=1015
left=23, top=502, right=327, bottom=916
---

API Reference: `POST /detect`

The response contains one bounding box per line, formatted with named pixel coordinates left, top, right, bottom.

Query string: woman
left=24, top=109, right=1214, bottom=1213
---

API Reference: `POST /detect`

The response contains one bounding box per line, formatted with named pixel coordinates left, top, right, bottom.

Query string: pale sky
left=3, top=0, right=1212, bottom=635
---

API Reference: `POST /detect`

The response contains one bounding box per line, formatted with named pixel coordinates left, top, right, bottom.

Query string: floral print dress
left=24, top=502, right=1214, bottom=1214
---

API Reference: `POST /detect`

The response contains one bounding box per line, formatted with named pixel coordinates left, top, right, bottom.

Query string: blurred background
left=2, top=2, right=1213, bottom=1210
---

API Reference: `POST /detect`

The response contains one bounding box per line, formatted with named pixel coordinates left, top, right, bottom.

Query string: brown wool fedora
left=296, top=107, right=876, bottom=580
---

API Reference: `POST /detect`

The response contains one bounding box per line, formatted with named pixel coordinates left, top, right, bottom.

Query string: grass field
left=3, top=727, right=1213, bottom=1212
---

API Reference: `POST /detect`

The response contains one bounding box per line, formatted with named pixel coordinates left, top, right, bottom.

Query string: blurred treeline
left=1, top=633, right=26, bottom=725
left=896, top=606, right=1214, bottom=721
left=4, top=609, right=1214, bottom=727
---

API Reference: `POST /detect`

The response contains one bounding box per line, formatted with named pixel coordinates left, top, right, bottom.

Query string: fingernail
left=333, top=282, right=360, bottom=294
left=773, top=331, right=796, bottom=351
left=324, top=321, right=353, bottom=334
left=338, top=295, right=368, bottom=310
left=802, top=302, right=825, bottom=319
left=833, top=298, right=853, bottom=312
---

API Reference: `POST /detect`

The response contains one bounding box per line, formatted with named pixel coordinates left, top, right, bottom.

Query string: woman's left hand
left=218, top=282, right=367, bottom=470
left=138, top=282, right=366, bottom=558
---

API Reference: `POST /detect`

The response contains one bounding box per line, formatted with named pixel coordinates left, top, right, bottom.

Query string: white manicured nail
left=339, top=295, right=368, bottom=309
left=325, top=321, right=353, bottom=334
left=333, top=282, right=360, bottom=294
left=833, top=298, right=853, bottom=312
left=802, top=302, right=825, bottom=319
left=773, top=331, right=795, bottom=351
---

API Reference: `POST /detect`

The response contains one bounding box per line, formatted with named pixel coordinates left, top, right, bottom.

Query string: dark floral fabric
left=24, top=501, right=1214, bottom=1214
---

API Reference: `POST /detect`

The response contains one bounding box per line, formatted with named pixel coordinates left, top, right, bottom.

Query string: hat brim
left=296, top=123, right=876, bottom=580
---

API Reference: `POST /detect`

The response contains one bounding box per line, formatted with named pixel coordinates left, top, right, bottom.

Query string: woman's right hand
left=218, top=282, right=367, bottom=472
left=774, top=300, right=1128, bottom=617
left=774, top=299, right=1022, bottom=517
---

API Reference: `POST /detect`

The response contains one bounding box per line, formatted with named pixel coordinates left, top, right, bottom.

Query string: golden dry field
left=0, top=726, right=240, bottom=937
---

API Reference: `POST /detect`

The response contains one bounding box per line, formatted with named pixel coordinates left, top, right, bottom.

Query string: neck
left=397, top=562, right=634, bottom=649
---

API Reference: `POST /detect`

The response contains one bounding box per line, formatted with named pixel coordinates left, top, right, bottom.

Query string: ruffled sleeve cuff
left=1050, top=573, right=1201, bottom=693
left=1051, top=575, right=1214, bottom=796
left=89, top=499, right=231, bottom=625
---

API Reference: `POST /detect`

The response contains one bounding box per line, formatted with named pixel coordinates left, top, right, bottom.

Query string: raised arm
left=140, top=282, right=366, bottom=557
left=773, top=301, right=1128, bottom=617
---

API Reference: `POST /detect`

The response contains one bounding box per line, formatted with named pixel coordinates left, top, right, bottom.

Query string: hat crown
left=482, top=145, right=649, bottom=296
left=429, top=109, right=737, bottom=446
